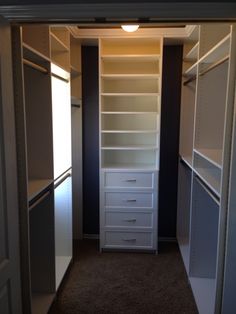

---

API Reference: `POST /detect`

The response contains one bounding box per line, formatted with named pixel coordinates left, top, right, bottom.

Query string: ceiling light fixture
left=121, top=25, right=139, bottom=32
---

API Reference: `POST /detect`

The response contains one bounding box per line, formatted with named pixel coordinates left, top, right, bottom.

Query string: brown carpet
left=49, top=240, right=198, bottom=314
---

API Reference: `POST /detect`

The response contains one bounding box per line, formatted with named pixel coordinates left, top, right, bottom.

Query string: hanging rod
left=183, top=75, right=197, bottom=86
left=23, top=58, right=48, bottom=74
left=51, top=72, right=70, bottom=83
left=199, top=55, right=229, bottom=77
left=72, top=104, right=81, bottom=108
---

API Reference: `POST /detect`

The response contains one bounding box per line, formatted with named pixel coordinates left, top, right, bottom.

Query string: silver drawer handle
left=122, top=238, right=137, bottom=242
left=124, top=179, right=137, bottom=182
left=124, top=199, right=137, bottom=202
left=123, top=219, right=137, bottom=222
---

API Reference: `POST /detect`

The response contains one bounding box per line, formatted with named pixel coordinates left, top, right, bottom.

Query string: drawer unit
left=104, top=231, right=154, bottom=249
left=104, top=171, right=156, bottom=189
left=104, top=211, right=153, bottom=228
left=104, top=191, right=154, bottom=208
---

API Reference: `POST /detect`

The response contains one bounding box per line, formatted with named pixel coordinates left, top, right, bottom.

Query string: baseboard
left=158, top=237, right=177, bottom=242
left=83, top=234, right=100, bottom=240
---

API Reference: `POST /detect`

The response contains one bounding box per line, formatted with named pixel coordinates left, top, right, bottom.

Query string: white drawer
left=104, top=192, right=153, bottom=208
left=105, top=212, right=153, bottom=228
left=104, top=172, right=155, bottom=189
left=104, top=231, right=153, bottom=248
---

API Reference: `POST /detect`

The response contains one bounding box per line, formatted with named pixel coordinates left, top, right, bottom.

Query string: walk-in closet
left=1, top=17, right=236, bottom=314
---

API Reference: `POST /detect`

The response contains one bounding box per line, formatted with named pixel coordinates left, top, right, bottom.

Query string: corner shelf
left=184, top=42, right=199, bottom=62
left=28, top=179, right=53, bottom=202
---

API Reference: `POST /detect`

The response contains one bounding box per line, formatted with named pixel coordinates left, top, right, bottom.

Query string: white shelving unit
left=99, top=37, right=162, bottom=251
left=177, top=24, right=236, bottom=314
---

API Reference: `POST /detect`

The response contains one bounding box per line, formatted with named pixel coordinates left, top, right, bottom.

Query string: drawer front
left=104, top=231, right=153, bottom=248
left=105, top=212, right=153, bottom=228
left=104, top=172, right=154, bottom=188
left=104, top=192, right=153, bottom=208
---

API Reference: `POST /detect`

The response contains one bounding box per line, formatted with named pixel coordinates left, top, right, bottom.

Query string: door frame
left=0, top=2, right=236, bottom=23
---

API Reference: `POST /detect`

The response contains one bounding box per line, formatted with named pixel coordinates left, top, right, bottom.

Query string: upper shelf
left=51, top=32, right=70, bottom=53
left=183, top=62, right=198, bottom=77
left=184, top=42, right=199, bottom=62
left=194, top=148, right=222, bottom=169
left=101, top=54, right=160, bottom=61
left=101, top=74, right=160, bottom=79
left=199, top=34, right=230, bottom=66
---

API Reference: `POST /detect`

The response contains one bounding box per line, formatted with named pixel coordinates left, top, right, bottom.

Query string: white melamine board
left=103, top=171, right=155, bottom=189
left=54, top=175, right=72, bottom=289
left=199, top=24, right=230, bottom=59
left=194, top=148, right=222, bottom=169
left=51, top=67, right=71, bottom=180
left=102, top=130, right=158, bottom=134
left=102, top=78, right=159, bottom=94
left=101, top=55, right=160, bottom=61
left=101, top=145, right=158, bottom=150
left=194, top=60, right=228, bottom=154
left=185, top=42, right=199, bottom=61
left=70, top=36, right=81, bottom=72
left=102, top=114, right=158, bottom=131
left=101, top=93, right=159, bottom=96
left=177, top=160, right=192, bottom=273
left=55, top=256, right=71, bottom=290
left=199, top=35, right=230, bottom=66
left=193, top=153, right=221, bottom=196
left=23, top=43, right=51, bottom=63
left=183, top=62, right=198, bottom=77
left=102, top=150, right=157, bottom=169
left=101, top=38, right=161, bottom=55
left=24, top=63, right=54, bottom=181
left=102, top=164, right=157, bottom=171
left=104, top=212, right=153, bottom=228
left=179, top=79, right=196, bottom=164
left=51, top=33, right=69, bottom=53
left=28, top=179, right=53, bottom=202
left=22, top=25, right=50, bottom=59
left=102, top=133, right=157, bottom=147
left=101, top=95, right=159, bottom=112
left=189, top=277, right=216, bottom=314
left=190, top=176, right=219, bottom=278
left=101, top=58, right=159, bottom=75
left=50, top=27, right=70, bottom=49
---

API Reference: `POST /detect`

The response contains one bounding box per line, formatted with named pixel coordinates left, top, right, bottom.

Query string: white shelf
left=101, top=74, right=160, bottom=79
left=101, top=93, right=160, bottom=97
left=101, top=54, right=160, bottom=61
left=183, top=62, right=198, bottom=77
left=199, top=34, right=230, bottom=65
left=28, top=179, right=53, bottom=202
left=102, top=145, right=158, bottom=150
left=101, top=111, right=158, bottom=115
left=194, top=148, right=222, bottom=169
left=102, top=163, right=158, bottom=170
left=193, top=167, right=221, bottom=198
left=181, top=155, right=193, bottom=169
left=55, top=255, right=72, bottom=290
left=178, top=236, right=190, bottom=272
left=101, top=130, right=158, bottom=134
left=50, top=32, right=69, bottom=52
left=23, top=42, right=50, bottom=63
left=185, top=42, right=199, bottom=61
left=189, top=277, right=216, bottom=314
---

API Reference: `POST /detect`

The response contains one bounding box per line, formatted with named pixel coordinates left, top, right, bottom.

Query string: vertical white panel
left=51, top=67, right=71, bottom=179
left=54, top=172, right=72, bottom=289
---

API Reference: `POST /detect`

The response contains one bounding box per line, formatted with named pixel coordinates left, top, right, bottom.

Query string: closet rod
left=199, top=55, right=229, bottom=77
left=72, top=104, right=81, bottom=108
left=183, top=75, right=196, bottom=86
left=52, top=72, right=69, bottom=83
left=23, top=58, right=48, bottom=74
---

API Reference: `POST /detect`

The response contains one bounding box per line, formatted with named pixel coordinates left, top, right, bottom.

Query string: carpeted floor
left=49, top=240, right=198, bottom=314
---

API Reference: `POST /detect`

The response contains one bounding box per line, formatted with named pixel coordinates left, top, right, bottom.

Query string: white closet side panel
left=51, top=64, right=71, bottom=180
left=54, top=171, right=72, bottom=290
